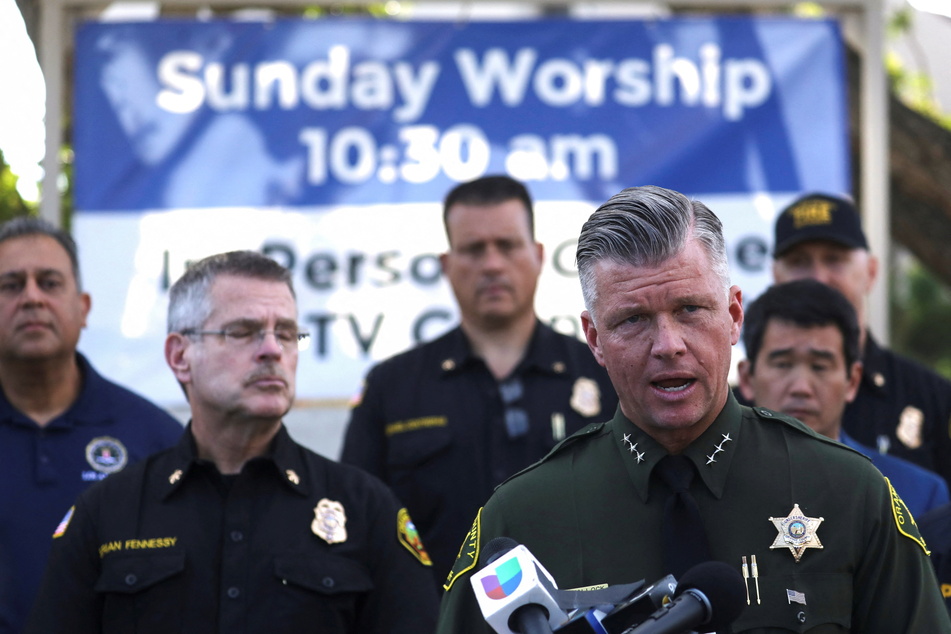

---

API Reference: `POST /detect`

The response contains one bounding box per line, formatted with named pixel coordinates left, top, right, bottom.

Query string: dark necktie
left=655, top=454, right=712, bottom=578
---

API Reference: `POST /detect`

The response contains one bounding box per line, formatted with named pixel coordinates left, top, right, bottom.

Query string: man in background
left=772, top=193, right=951, bottom=485
left=0, top=217, right=183, bottom=633
left=26, top=250, right=438, bottom=633
left=341, top=175, right=617, bottom=584
left=737, top=278, right=949, bottom=519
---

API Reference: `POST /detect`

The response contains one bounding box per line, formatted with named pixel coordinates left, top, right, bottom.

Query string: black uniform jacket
left=341, top=321, right=617, bottom=582
left=842, top=333, right=951, bottom=487
left=26, top=425, right=439, bottom=634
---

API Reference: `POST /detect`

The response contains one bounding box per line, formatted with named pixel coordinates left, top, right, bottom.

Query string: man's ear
left=866, top=253, right=879, bottom=294
left=165, top=333, right=192, bottom=386
left=736, top=358, right=756, bottom=404
left=581, top=310, right=605, bottom=367
left=845, top=361, right=863, bottom=403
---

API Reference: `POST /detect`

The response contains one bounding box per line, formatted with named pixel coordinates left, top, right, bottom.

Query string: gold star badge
left=769, top=504, right=823, bottom=562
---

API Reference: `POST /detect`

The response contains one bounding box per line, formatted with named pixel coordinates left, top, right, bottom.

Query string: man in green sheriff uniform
left=436, top=186, right=949, bottom=633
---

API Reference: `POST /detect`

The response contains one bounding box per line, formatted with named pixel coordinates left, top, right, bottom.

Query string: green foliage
left=886, top=8, right=951, bottom=129
left=0, top=149, right=35, bottom=222
left=890, top=258, right=951, bottom=381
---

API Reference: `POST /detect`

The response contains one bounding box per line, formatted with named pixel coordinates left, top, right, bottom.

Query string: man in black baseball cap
left=772, top=192, right=951, bottom=490
left=773, top=193, right=869, bottom=256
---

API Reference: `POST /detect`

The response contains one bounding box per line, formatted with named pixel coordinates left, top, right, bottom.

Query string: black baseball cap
left=773, top=193, right=869, bottom=258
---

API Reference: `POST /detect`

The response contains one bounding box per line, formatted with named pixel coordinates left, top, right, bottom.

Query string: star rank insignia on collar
left=706, top=433, right=733, bottom=465
left=622, top=434, right=645, bottom=463
left=769, top=504, right=823, bottom=562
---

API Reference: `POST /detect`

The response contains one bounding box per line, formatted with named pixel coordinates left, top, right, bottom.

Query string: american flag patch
left=53, top=506, right=74, bottom=538
left=786, top=589, right=806, bottom=605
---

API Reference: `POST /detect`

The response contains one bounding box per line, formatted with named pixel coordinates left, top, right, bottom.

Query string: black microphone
left=626, top=561, right=746, bottom=634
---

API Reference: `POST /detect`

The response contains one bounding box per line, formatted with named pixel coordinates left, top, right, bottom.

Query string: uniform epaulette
left=495, top=421, right=608, bottom=489
left=749, top=406, right=870, bottom=460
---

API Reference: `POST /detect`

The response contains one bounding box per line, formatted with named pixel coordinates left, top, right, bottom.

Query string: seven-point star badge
left=769, top=504, right=823, bottom=562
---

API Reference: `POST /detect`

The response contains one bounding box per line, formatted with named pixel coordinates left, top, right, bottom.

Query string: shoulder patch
left=396, top=508, right=432, bottom=566
left=444, top=508, right=482, bottom=592
left=886, top=477, right=930, bottom=555
left=53, top=506, right=74, bottom=538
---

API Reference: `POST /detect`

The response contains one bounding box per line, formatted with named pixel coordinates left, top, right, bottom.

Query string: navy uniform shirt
left=839, top=431, right=949, bottom=519
left=843, top=333, right=951, bottom=487
left=0, top=353, right=182, bottom=634
left=26, top=425, right=439, bottom=634
left=340, top=321, right=618, bottom=583
left=919, top=502, right=951, bottom=616
left=437, top=395, right=949, bottom=633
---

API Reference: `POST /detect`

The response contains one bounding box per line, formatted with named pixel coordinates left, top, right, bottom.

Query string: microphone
left=627, top=561, right=746, bottom=634
left=471, top=537, right=568, bottom=634
left=554, top=574, right=676, bottom=634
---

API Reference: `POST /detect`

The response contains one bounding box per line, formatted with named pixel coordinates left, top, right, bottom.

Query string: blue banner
left=74, top=18, right=848, bottom=211
left=71, top=17, right=849, bottom=408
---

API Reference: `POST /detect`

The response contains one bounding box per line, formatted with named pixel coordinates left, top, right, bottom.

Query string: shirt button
left=230, top=530, right=244, bottom=542
left=322, top=577, right=335, bottom=589
left=124, top=574, right=137, bottom=586
left=227, top=587, right=240, bottom=599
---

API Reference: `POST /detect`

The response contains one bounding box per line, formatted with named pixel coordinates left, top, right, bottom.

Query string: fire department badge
left=570, top=377, right=601, bottom=417
left=312, top=498, right=347, bottom=544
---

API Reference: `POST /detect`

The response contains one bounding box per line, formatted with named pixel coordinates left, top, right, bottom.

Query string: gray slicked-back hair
left=0, top=216, right=83, bottom=290
left=167, top=250, right=294, bottom=334
left=576, top=185, right=730, bottom=323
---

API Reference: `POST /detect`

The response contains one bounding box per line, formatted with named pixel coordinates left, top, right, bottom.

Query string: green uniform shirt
left=437, top=395, right=950, bottom=633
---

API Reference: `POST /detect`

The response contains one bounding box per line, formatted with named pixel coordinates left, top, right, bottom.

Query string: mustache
left=245, top=366, right=290, bottom=385
left=476, top=277, right=513, bottom=293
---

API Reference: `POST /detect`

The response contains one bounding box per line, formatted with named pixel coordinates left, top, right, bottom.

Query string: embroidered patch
left=397, top=508, right=432, bottom=566
left=886, top=477, right=929, bottom=554
left=53, top=506, right=74, bottom=538
left=85, top=437, right=128, bottom=475
left=444, top=508, right=482, bottom=591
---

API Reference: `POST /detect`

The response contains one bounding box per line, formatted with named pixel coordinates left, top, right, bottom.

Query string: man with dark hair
left=341, top=175, right=617, bottom=585
left=737, top=279, right=948, bottom=518
left=0, top=216, right=182, bottom=634
left=436, top=185, right=948, bottom=633
left=26, top=250, right=439, bottom=633
left=772, top=193, right=951, bottom=485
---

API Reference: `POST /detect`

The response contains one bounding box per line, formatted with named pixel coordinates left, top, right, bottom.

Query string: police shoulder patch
left=396, top=508, right=431, bottom=566
left=444, top=508, right=482, bottom=592
left=885, top=477, right=929, bottom=555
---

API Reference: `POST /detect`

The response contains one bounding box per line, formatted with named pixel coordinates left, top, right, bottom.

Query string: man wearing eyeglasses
left=341, top=176, right=618, bottom=587
left=26, top=250, right=439, bottom=633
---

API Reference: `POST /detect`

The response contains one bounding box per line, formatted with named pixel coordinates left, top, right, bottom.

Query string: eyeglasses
left=181, top=326, right=310, bottom=350
left=499, top=377, right=529, bottom=439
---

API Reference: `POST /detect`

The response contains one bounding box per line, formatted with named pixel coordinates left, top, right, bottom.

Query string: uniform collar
left=0, top=353, right=109, bottom=429
left=161, top=423, right=309, bottom=500
left=612, top=393, right=742, bottom=502
left=438, top=320, right=574, bottom=378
